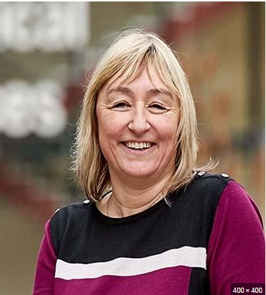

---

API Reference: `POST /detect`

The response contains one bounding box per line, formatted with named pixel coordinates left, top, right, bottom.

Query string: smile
left=124, top=142, right=152, bottom=150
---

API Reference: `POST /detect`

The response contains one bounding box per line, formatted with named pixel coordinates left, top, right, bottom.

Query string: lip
left=122, top=140, right=154, bottom=144
left=119, top=142, right=156, bottom=155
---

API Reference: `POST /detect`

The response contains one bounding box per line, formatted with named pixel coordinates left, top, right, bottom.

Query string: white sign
left=0, top=80, right=68, bottom=139
left=0, top=2, right=89, bottom=52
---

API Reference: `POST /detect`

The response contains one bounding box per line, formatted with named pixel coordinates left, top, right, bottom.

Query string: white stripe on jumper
left=55, top=246, right=206, bottom=280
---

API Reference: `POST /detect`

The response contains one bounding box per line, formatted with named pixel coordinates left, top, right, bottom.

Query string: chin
left=122, top=166, right=156, bottom=178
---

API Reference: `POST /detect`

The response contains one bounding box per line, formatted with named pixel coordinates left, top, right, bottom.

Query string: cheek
left=156, top=117, right=178, bottom=143
left=97, top=113, right=126, bottom=141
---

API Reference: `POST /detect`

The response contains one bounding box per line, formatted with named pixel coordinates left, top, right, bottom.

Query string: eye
left=151, top=104, right=165, bottom=110
left=112, top=101, right=130, bottom=109
left=149, top=103, right=167, bottom=112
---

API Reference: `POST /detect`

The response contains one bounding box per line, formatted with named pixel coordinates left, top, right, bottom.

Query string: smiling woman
left=32, top=29, right=265, bottom=295
left=73, top=29, right=200, bottom=205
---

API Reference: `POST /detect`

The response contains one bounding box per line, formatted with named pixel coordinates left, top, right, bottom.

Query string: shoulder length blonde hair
left=72, top=29, right=213, bottom=202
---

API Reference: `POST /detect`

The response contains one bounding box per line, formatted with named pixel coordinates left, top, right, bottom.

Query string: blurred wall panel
left=0, top=198, right=44, bottom=295
left=163, top=2, right=265, bottom=219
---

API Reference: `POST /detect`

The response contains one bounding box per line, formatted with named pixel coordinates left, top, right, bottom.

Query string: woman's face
left=96, top=66, right=179, bottom=184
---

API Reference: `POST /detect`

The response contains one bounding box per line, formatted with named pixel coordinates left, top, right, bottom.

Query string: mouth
left=122, top=141, right=154, bottom=151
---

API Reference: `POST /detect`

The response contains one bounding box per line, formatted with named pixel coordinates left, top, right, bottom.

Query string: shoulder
left=172, top=172, right=248, bottom=223
left=193, top=172, right=260, bottom=214
left=188, top=172, right=256, bottom=210
left=214, top=179, right=264, bottom=227
left=51, top=200, right=91, bottom=225
left=49, top=200, right=93, bottom=255
left=169, top=172, right=234, bottom=221
left=191, top=172, right=264, bottom=229
left=193, top=171, right=231, bottom=189
left=182, top=172, right=232, bottom=204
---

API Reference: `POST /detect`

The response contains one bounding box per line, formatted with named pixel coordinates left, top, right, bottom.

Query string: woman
left=33, top=29, right=265, bottom=295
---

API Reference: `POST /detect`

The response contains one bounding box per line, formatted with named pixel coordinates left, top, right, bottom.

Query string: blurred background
left=0, top=2, right=264, bottom=294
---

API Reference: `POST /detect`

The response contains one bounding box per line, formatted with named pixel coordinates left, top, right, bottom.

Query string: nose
left=128, top=107, right=150, bottom=134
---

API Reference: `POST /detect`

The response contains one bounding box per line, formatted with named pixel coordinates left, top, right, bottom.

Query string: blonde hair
left=71, top=29, right=214, bottom=202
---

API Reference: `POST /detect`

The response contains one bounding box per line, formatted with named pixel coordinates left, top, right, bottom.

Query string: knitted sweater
left=32, top=173, right=265, bottom=295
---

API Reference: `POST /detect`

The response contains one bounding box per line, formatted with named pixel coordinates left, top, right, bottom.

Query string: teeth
left=125, top=142, right=152, bottom=150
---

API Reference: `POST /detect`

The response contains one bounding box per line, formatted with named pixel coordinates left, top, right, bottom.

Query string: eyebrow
left=106, top=86, right=173, bottom=99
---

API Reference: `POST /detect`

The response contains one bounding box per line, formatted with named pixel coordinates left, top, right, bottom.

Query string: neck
left=102, top=171, right=173, bottom=218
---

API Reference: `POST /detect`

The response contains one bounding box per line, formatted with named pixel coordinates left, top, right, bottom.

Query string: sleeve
left=32, top=219, right=57, bottom=295
left=207, top=180, right=265, bottom=295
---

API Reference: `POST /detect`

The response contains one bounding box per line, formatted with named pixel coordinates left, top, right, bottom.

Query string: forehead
left=101, top=65, right=169, bottom=95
